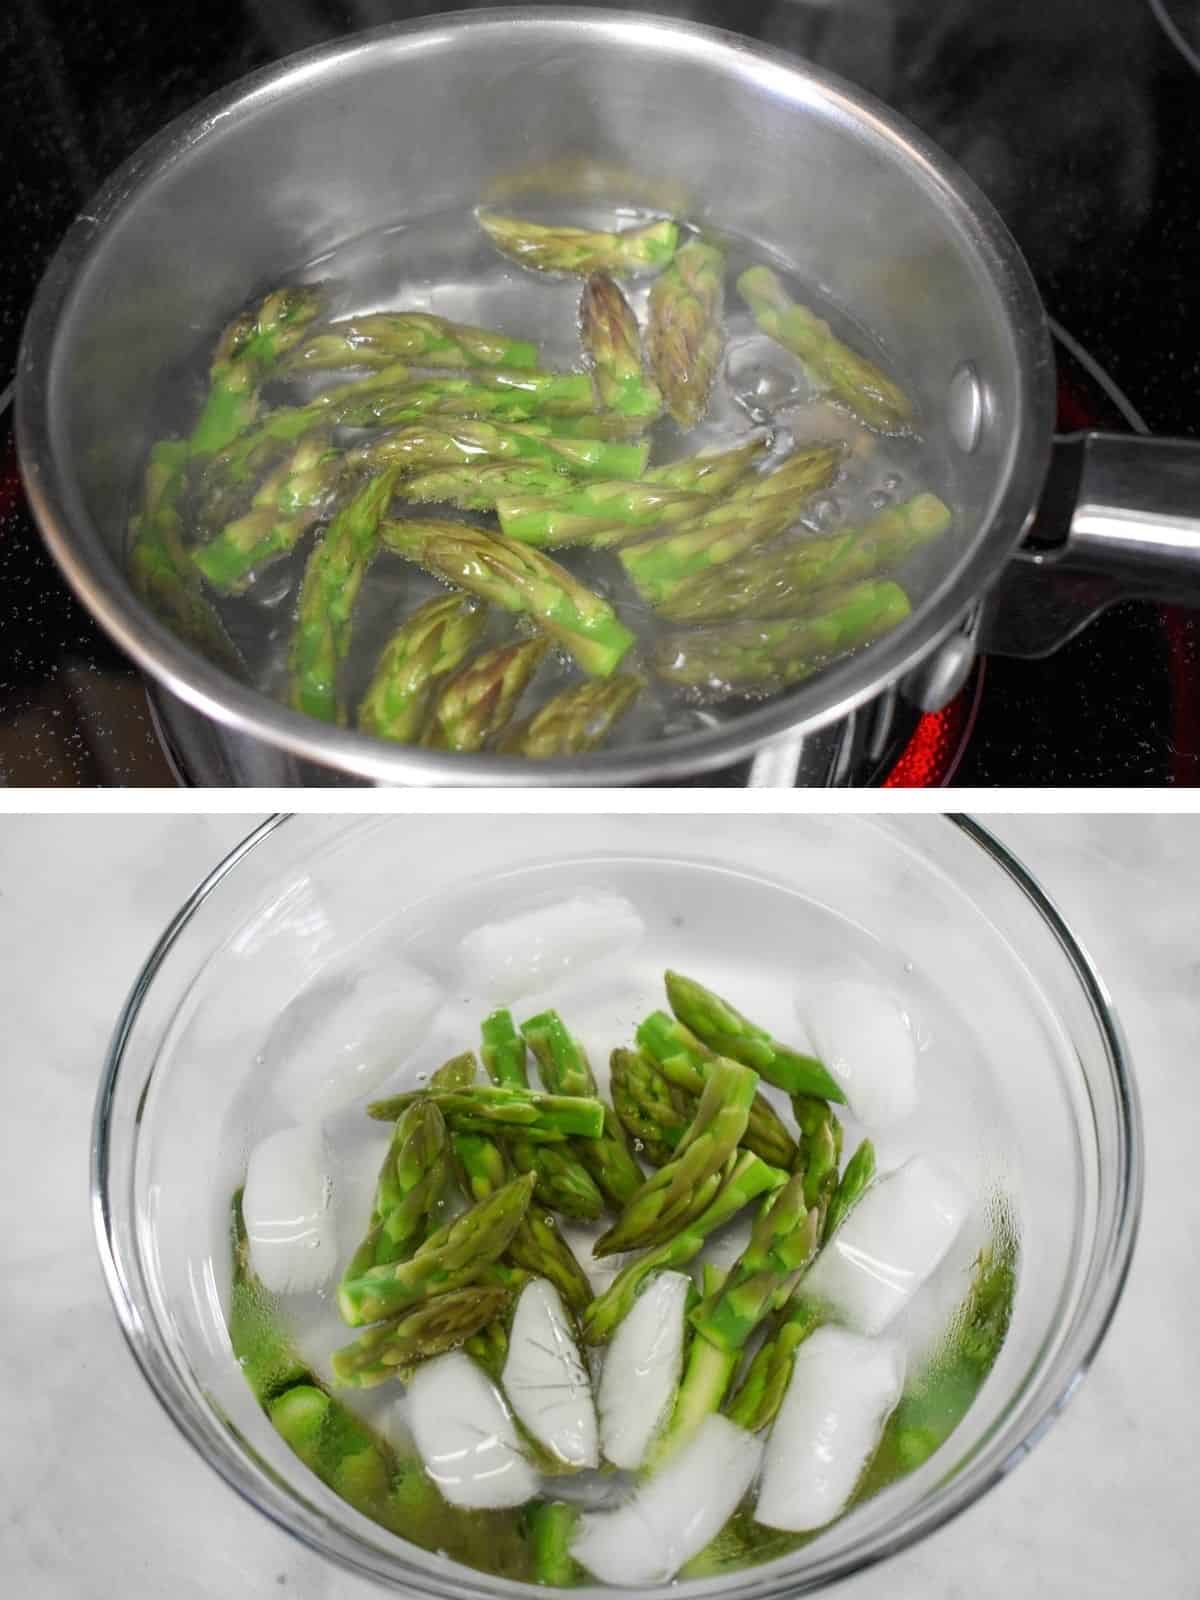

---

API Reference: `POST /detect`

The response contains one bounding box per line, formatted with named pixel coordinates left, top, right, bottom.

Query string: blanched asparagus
left=496, top=480, right=709, bottom=549
left=609, top=1046, right=694, bottom=1167
left=356, top=419, right=648, bottom=482
left=738, top=265, right=913, bottom=432
left=288, top=468, right=401, bottom=723
left=823, top=1137, right=875, bottom=1241
left=658, top=493, right=952, bottom=623
left=526, top=1500, right=581, bottom=1587
left=330, top=1284, right=514, bottom=1387
left=400, top=461, right=581, bottom=513
left=191, top=284, right=324, bottom=454
left=647, top=238, right=725, bottom=430
left=593, top=1057, right=761, bottom=1257
left=791, top=1094, right=844, bottom=1218
left=192, top=433, right=340, bottom=592
left=287, top=311, right=538, bottom=372
left=380, top=519, right=635, bottom=677
left=368, top=1083, right=606, bottom=1142
left=644, top=436, right=769, bottom=496
left=636, top=1011, right=798, bottom=1169
left=229, top=1190, right=311, bottom=1403
left=620, top=445, right=844, bottom=606
left=521, top=1010, right=644, bottom=1208
left=665, top=971, right=845, bottom=1102
left=481, top=1009, right=530, bottom=1087
left=690, top=1173, right=821, bottom=1352
left=580, top=272, right=663, bottom=420
left=358, top=594, right=487, bottom=744
left=337, top=1171, right=536, bottom=1325
left=422, top=636, right=550, bottom=753
left=340, top=370, right=598, bottom=427
left=497, top=675, right=641, bottom=758
left=341, top=1100, right=450, bottom=1282
left=581, top=1150, right=786, bottom=1343
left=478, top=210, right=679, bottom=276
left=452, top=1132, right=594, bottom=1313
left=653, top=579, right=911, bottom=696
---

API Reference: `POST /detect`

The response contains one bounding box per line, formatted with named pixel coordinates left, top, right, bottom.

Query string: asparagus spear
left=790, top=1094, right=844, bottom=1217
left=229, top=1190, right=312, bottom=1403
left=479, top=1010, right=606, bottom=1221
left=337, top=1171, right=536, bottom=1325
left=690, top=1174, right=822, bottom=1352
left=521, top=1011, right=645, bottom=1209
left=478, top=210, right=679, bottom=276
left=422, top=636, right=550, bottom=753
left=342, top=1101, right=451, bottom=1282
left=356, top=419, right=648, bottom=483
left=653, top=579, right=911, bottom=696
left=738, top=265, right=914, bottom=432
left=368, top=1083, right=606, bottom=1141
left=287, top=468, right=400, bottom=723
left=657, top=493, right=952, bottom=623
left=433, top=1051, right=480, bottom=1090
left=192, top=433, right=340, bottom=593
left=191, top=284, right=324, bottom=454
left=647, top=238, right=726, bottom=429
left=526, top=1501, right=581, bottom=1587
left=330, top=1284, right=514, bottom=1388
left=358, top=594, right=487, bottom=744
left=287, top=311, right=538, bottom=372
left=580, top=272, right=663, bottom=420
left=452, top=1132, right=594, bottom=1313
left=380, top=519, right=636, bottom=678
left=581, top=1150, right=786, bottom=1343
left=636, top=1011, right=798, bottom=1169
left=823, top=1137, right=875, bottom=1241
left=644, top=436, right=770, bottom=496
left=593, top=1058, right=761, bottom=1257
left=665, top=971, right=845, bottom=1102
left=609, top=1046, right=694, bottom=1167
left=496, top=480, right=710, bottom=549
left=497, top=675, right=641, bottom=758
left=341, top=370, right=598, bottom=427
left=400, top=460, right=582, bottom=512
left=620, top=444, right=844, bottom=607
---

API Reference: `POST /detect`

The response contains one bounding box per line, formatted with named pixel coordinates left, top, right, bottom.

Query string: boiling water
left=147, top=203, right=958, bottom=750
left=221, top=855, right=1019, bottom=1580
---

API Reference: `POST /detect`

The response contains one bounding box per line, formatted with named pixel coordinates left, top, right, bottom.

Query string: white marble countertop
left=1, top=813, right=1195, bottom=1600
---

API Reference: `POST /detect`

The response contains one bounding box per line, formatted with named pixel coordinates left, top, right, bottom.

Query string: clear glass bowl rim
left=91, top=813, right=1144, bottom=1597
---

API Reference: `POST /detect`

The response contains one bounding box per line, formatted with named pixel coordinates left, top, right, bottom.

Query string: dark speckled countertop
left=2, top=0, right=1199, bottom=785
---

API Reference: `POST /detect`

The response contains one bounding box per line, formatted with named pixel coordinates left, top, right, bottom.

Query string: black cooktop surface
left=3, top=0, right=1198, bottom=785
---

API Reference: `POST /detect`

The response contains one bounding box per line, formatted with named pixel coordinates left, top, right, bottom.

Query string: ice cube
left=242, top=1125, right=336, bottom=1295
left=572, top=1413, right=762, bottom=1586
left=405, top=1352, right=540, bottom=1510
left=597, top=1270, right=690, bottom=1470
left=457, top=892, right=644, bottom=1004
left=799, top=979, right=918, bottom=1129
left=804, top=1156, right=969, bottom=1334
left=502, top=1279, right=598, bottom=1469
left=269, top=960, right=442, bottom=1114
left=755, top=1327, right=905, bottom=1531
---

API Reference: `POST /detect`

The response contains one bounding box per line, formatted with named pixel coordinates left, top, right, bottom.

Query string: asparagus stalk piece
left=791, top=1094, right=844, bottom=1218
left=287, top=311, right=539, bottom=372
left=647, top=238, right=726, bottom=429
left=497, top=675, right=642, bottom=758
left=341, top=370, right=598, bottom=427
left=288, top=468, right=400, bottom=723
left=356, top=419, right=648, bottom=482
left=620, top=445, right=844, bottom=606
left=191, top=284, right=324, bottom=453
left=192, top=433, right=340, bottom=593
left=452, top=1132, right=594, bottom=1313
left=581, top=1150, right=786, bottom=1344
left=478, top=210, right=679, bottom=276
left=481, top=1009, right=531, bottom=1087
left=657, top=493, right=952, bottom=623
left=653, top=1325, right=740, bottom=1465
left=330, top=1284, right=514, bottom=1388
left=636, top=1011, right=798, bottom=1169
left=580, top=272, right=663, bottom=420
left=496, top=480, right=710, bottom=549
left=341, top=1101, right=450, bottom=1283
left=526, top=1500, right=581, bottom=1587
left=422, top=636, right=550, bottom=753
left=433, top=1051, right=480, bottom=1090
left=690, top=1174, right=822, bottom=1352
left=380, top=519, right=635, bottom=677
left=400, top=460, right=582, bottom=513
left=823, top=1137, right=876, bottom=1241
left=337, top=1171, right=536, bottom=1325
left=230, top=1190, right=312, bottom=1403
left=653, top=579, right=911, bottom=696
left=738, top=265, right=914, bottom=432
left=593, top=1058, right=761, bottom=1257
left=609, top=1046, right=694, bottom=1167
left=521, top=1010, right=645, bottom=1208
left=644, top=436, right=769, bottom=495
left=666, top=971, right=845, bottom=1102
left=368, top=1083, right=606, bottom=1142
left=358, top=594, right=487, bottom=744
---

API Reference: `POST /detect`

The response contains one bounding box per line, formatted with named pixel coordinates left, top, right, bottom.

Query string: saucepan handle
left=980, top=430, right=1200, bottom=658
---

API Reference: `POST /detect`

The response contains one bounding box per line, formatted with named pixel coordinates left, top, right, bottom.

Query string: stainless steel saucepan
left=16, top=8, right=1200, bottom=786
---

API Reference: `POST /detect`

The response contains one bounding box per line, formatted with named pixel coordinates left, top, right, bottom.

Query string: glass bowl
left=93, top=815, right=1142, bottom=1597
